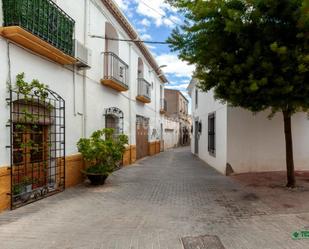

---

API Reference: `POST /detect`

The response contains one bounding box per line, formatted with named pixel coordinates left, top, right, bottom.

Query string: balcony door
left=138, top=57, right=144, bottom=78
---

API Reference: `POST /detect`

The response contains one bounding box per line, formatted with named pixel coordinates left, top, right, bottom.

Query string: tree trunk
left=283, top=111, right=296, bottom=188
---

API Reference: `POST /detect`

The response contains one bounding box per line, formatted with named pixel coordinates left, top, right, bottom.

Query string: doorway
left=136, top=115, right=149, bottom=159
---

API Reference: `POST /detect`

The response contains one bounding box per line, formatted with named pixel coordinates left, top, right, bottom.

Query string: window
left=104, top=107, right=124, bottom=135
left=198, top=121, right=202, bottom=133
left=195, top=89, right=198, bottom=108
left=208, top=113, right=216, bottom=156
left=105, top=115, right=120, bottom=135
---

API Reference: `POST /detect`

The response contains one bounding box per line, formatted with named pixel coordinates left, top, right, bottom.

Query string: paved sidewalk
left=0, top=147, right=308, bottom=249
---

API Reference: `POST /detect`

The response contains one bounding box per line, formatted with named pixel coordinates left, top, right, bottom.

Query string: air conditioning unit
left=74, top=39, right=91, bottom=69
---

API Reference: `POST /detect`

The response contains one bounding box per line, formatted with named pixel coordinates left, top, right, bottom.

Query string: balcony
left=0, top=0, right=76, bottom=65
left=101, top=52, right=129, bottom=92
left=136, top=78, right=151, bottom=103
left=160, top=98, right=167, bottom=114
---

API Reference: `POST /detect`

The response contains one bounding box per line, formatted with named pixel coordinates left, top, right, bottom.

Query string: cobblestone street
left=0, top=147, right=308, bottom=249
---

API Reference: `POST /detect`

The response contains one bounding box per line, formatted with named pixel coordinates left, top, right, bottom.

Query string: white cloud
left=140, top=33, right=152, bottom=41
left=136, top=27, right=147, bottom=33
left=163, top=18, right=174, bottom=28
left=146, top=44, right=157, bottom=50
left=140, top=18, right=151, bottom=27
left=114, top=0, right=129, bottom=11
left=135, top=0, right=181, bottom=28
left=170, top=15, right=181, bottom=23
left=155, top=54, right=195, bottom=78
left=166, top=83, right=189, bottom=90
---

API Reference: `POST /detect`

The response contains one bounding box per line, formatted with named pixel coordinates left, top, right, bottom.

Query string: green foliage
left=12, top=184, right=22, bottom=196
left=77, top=128, right=129, bottom=175
left=14, top=73, right=49, bottom=100
left=167, top=0, right=309, bottom=115
left=21, top=176, right=32, bottom=185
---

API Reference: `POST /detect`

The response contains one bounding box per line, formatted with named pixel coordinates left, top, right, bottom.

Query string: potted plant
left=77, top=128, right=128, bottom=185
left=22, top=176, right=32, bottom=193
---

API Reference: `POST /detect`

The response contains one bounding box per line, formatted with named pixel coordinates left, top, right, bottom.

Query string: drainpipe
left=72, top=65, right=77, bottom=116
left=128, top=43, right=132, bottom=145
left=154, top=74, right=157, bottom=141
left=82, top=0, right=89, bottom=137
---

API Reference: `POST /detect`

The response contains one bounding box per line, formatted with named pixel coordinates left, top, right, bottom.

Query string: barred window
left=208, top=113, right=216, bottom=156
left=105, top=114, right=120, bottom=135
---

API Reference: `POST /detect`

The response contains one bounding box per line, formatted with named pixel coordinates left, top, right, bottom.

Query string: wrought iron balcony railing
left=136, top=78, right=151, bottom=103
left=102, top=52, right=129, bottom=91
left=2, top=0, right=75, bottom=56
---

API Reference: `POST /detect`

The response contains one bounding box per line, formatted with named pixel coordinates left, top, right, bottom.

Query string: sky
left=113, top=0, right=195, bottom=100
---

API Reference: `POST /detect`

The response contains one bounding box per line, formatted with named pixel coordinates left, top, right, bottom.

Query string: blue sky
left=114, top=0, right=195, bottom=100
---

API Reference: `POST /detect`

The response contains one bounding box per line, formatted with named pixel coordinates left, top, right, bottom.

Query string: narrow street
left=0, top=147, right=308, bottom=249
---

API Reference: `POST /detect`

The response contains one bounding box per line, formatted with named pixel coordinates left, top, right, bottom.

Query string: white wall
left=190, top=85, right=228, bottom=174
left=0, top=0, right=165, bottom=166
left=163, top=118, right=180, bottom=149
left=227, top=107, right=309, bottom=173
left=0, top=37, right=10, bottom=166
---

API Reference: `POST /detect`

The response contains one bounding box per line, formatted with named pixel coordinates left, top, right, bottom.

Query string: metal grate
left=2, top=0, right=75, bottom=56
left=182, top=235, right=226, bottom=249
left=9, top=86, right=65, bottom=209
left=103, top=52, right=129, bottom=89
left=208, top=113, right=216, bottom=155
left=137, top=78, right=151, bottom=100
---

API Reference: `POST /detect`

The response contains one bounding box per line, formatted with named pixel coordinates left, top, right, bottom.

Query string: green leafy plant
left=12, top=184, right=22, bottom=196
left=77, top=128, right=128, bottom=175
left=14, top=73, right=49, bottom=100
left=21, top=176, right=32, bottom=186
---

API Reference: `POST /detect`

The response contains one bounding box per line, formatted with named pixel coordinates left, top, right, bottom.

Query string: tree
left=167, top=0, right=309, bottom=187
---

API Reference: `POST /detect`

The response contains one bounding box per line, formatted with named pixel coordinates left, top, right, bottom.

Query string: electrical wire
left=90, top=35, right=168, bottom=44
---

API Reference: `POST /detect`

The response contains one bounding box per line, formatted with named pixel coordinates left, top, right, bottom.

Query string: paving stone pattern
left=0, top=147, right=308, bottom=249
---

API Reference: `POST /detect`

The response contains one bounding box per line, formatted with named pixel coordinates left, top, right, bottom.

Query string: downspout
left=73, top=65, right=77, bottom=116
left=153, top=73, right=158, bottom=142
left=128, top=43, right=132, bottom=145
left=82, top=0, right=89, bottom=137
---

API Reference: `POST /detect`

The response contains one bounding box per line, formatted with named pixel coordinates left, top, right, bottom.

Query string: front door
left=194, top=120, right=199, bottom=155
left=136, top=116, right=149, bottom=159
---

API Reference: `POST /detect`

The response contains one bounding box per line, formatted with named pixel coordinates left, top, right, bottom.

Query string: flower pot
left=81, top=170, right=108, bottom=185
left=87, top=174, right=108, bottom=185
left=25, top=184, right=32, bottom=193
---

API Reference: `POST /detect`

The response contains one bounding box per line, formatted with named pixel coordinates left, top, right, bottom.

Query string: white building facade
left=188, top=79, right=309, bottom=175
left=0, top=0, right=167, bottom=210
